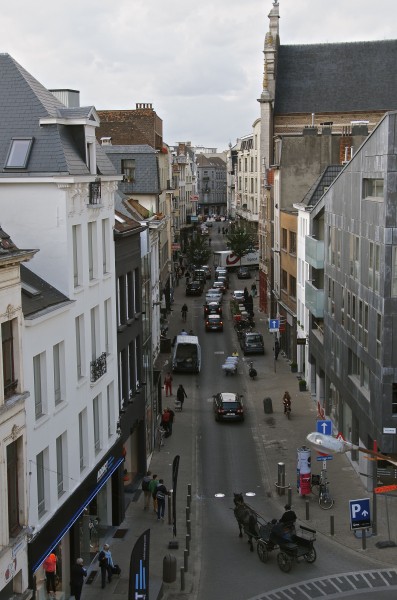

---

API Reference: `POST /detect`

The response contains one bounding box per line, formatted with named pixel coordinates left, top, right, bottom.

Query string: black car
left=213, top=392, right=244, bottom=422
left=240, top=332, right=265, bottom=355
left=237, top=266, right=251, bottom=279
left=204, top=301, right=222, bottom=317
left=205, top=314, right=224, bottom=332
left=186, top=281, right=203, bottom=296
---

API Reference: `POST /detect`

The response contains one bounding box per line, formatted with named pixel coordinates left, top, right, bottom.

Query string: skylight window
left=115, top=214, right=126, bottom=224
left=5, top=138, right=34, bottom=168
left=21, top=281, right=40, bottom=297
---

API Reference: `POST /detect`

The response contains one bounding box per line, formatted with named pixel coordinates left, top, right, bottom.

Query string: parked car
left=186, top=281, right=203, bottom=296
left=213, top=392, right=244, bottom=422
left=205, top=314, right=224, bottom=332
left=237, top=266, right=251, bottom=279
left=240, top=332, right=265, bottom=355
left=232, top=290, right=245, bottom=302
left=204, top=301, right=222, bottom=317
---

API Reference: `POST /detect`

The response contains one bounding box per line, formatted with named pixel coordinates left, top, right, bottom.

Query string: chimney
left=100, top=137, right=112, bottom=146
left=49, top=89, right=80, bottom=108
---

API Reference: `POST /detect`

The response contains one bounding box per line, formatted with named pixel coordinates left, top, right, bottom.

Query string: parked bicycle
left=311, top=470, right=334, bottom=509
left=156, top=426, right=166, bottom=451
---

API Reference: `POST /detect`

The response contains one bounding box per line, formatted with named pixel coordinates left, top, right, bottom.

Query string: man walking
left=98, top=543, right=114, bottom=589
left=148, top=473, right=159, bottom=513
left=164, top=372, right=173, bottom=396
left=70, top=558, right=87, bottom=600
left=176, top=384, right=187, bottom=410
left=43, top=552, right=57, bottom=597
left=156, top=479, right=170, bottom=520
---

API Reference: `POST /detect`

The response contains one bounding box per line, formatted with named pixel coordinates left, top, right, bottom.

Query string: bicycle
left=156, top=426, right=166, bottom=451
left=312, top=470, right=334, bottom=509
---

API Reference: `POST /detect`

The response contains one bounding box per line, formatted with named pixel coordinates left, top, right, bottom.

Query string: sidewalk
left=81, top=270, right=397, bottom=600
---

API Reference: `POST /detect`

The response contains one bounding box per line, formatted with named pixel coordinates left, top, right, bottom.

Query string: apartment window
left=91, top=306, right=99, bottom=361
left=107, top=383, right=114, bottom=438
left=369, top=242, right=374, bottom=289
left=36, top=449, right=47, bottom=518
left=93, top=395, right=101, bottom=454
left=2, top=319, right=18, bottom=398
left=376, top=313, right=382, bottom=361
left=374, top=244, right=380, bottom=293
left=341, top=288, right=345, bottom=327
left=53, top=342, right=64, bottom=405
left=88, top=221, right=95, bottom=280
left=289, top=231, right=297, bottom=255
left=363, top=178, right=384, bottom=200
left=33, top=352, right=46, bottom=419
left=102, top=219, right=110, bottom=274
left=281, top=228, right=288, bottom=251
left=126, top=272, right=133, bottom=320
left=391, top=247, right=397, bottom=297
left=358, top=300, right=363, bottom=345
left=117, top=275, right=126, bottom=325
left=72, top=224, right=82, bottom=287
left=346, top=291, right=351, bottom=332
left=122, top=159, right=135, bottom=182
left=328, top=278, right=335, bottom=317
left=104, top=298, right=111, bottom=355
left=281, top=269, right=288, bottom=291
left=7, top=440, right=20, bottom=535
left=289, top=275, right=296, bottom=299
left=56, top=434, right=65, bottom=497
left=363, top=303, right=369, bottom=349
left=75, top=314, right=84, bottom=379
left=79, top=410, right=87, bottom=471
left=351, top=294, right=356, bottom=337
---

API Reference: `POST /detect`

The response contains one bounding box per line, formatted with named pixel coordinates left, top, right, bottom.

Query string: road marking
left=245, top=569, right=397, bottom=600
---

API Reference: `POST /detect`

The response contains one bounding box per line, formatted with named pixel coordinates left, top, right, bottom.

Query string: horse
left=233, top=492, right=259, bottom=552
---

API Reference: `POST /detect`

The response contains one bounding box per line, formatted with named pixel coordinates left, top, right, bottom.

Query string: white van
left=172, top=335, right=201, bottom=373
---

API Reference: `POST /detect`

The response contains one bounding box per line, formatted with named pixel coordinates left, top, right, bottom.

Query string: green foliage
left=226, top=225, right=256, bottom=262
left=185, top=235, right=211, bottom=267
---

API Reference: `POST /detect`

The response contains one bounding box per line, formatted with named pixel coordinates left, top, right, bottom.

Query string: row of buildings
left=228, top=2, right=397, bottom=482
left=0, top=55, right=228, bottom=599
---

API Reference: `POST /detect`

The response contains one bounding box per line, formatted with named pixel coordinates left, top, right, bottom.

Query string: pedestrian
left=185, top=270, right=190, bottom=285
left=251, top=282, right=257, bottom=297
left=156, top=478, right=170, bottom=521
left=70, top=558, right=87, bottom=600
left=274, top=339, right=280, bottom=360
left=98, top=543, right=114, bottom=589
left=181, top=303, right=188, bottom=322
left=141, top=470, right=152, bottom=510
left=148, top=473, right=159, bottom=513
left=43, top=552, right=57, bottom=597
left=161, top=408, right=171, bottom=435
left=243, top=286, right=249, bottom=301
left=208, top=237, right=212, bottom=246
left=283, top=391, right=292, bottom=414
left=176, top=384, right=187, bottom=410
left=164, top=372, right=173, bottom=396
left=180, top=328, right=188, bottom=335
left=166, top=407, right=175, bottom=435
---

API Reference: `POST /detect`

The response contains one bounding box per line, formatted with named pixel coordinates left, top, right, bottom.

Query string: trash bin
left=160, top=337, right=172, bottom=353
left=263, top=397, right=273, bottom=414
left=163, top=554, right=177, bottom=583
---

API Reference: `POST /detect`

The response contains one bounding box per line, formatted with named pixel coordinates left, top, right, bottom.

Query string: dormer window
left=5, top=137, right=34, bottom=169
left=122, top=159, right=135, bottom=182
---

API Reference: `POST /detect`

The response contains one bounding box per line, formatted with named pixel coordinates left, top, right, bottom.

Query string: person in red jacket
left=43, top=552, right=57, bottom=596
left=164, top=372, right=173, bottom=396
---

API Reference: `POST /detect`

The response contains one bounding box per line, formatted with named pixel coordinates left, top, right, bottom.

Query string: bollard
left=186, top=534, right=190, bottom=556
left=330, top=515, right=334, bottom=536
left=263, top=397, right=273, bottom=414
left=362, top=529, right=367, bottom=551
left=184, top=549, right=189, bottom=572
left=180, top=567, right=185, bottom=591
left=188, top=483, right=192, bottom=496
left=187, top=494, right=191, bottom=508
left=287, top=486, right=292, bottom=507
left=187, top=519, right=191, bottom=536
left=186, top=506, right=190, bottom=523
left=163, top=554, right=177, bottom=583
left=305, top=499, right=310, bottom=520
left=168, top=494, right=172, bottom=525
left=277, top=463, right=285, bottom=496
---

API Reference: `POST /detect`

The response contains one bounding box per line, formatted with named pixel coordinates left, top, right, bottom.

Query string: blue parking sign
left=349, top=498, right=371, bottom=530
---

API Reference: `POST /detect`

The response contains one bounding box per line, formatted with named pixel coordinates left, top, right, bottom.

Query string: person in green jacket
left=148, top=474, right=159, bottom=513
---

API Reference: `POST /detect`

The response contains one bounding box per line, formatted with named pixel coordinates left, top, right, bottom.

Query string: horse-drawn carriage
left=233, top=493, right=317, bottom=573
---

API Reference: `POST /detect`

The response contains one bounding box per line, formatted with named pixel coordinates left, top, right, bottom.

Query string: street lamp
left=306, top=432, right=397, bottom=466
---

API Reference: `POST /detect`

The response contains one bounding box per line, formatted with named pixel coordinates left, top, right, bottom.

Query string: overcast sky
left=2, top=0, right=396, bottom=151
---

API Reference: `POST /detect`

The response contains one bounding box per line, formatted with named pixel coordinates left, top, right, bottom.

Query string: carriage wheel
left=257, top=541, right=269, bottom=563
left=304, top=547, right=317, bottom=563
left=277, top=552, right=292, bottom=573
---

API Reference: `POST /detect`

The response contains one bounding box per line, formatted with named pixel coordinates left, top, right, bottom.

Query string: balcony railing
left=90, top=352, right=107, bottom=383
left=89, top=178, right=102, bottom=205
left=305, top=281, right=324, bottom=318
left=305, top=236, right=324, bottom=269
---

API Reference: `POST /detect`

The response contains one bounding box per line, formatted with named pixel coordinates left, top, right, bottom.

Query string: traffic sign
left=374, top=484, right=397, bottom=494
left=269, top=319, right=279, bottom=332
left=316, top=420, right=332, bottom=436
left=349, top=498, right=371, bottom=530
left=316, top=455, right=333, bottom=461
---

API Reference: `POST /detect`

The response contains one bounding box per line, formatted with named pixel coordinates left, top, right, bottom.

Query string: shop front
left=28, top=443, right=124, bottom=600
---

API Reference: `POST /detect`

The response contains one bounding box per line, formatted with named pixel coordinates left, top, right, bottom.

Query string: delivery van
left=213, top=250, right=259, bottom=270
left=172, top=335, right=201, bottom=373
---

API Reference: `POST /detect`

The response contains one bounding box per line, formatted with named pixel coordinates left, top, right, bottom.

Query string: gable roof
left=0, top=224, right=37, bottom=265
left=20, top=264, right=72, bottom=318
left=275, top=40, right=397, bottom=115
left=301, top=165, right=344, bottom=208
left=0, top=53, right=116, bottom=177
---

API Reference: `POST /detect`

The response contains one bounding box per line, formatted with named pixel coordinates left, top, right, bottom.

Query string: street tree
left=185, top=234, right=211, bottom=267
left=226, top=225, right=256, bottom=264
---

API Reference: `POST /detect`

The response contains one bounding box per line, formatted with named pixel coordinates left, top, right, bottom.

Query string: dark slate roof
left=20, top=264, right=72, bottom=318
left=104, top=145, right=160, bottom=194
left=0, top=224, right=37, bottom=263
left=275, top=40, right=397, bottom=114
left=0, top=53, right=116, bottom=177
left=301, top=165, right=343, bottom=207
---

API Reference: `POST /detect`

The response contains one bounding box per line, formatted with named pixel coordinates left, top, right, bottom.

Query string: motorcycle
left=283, top=400, right=292, bottom=419
left=248, top=361, right=257, bottom=380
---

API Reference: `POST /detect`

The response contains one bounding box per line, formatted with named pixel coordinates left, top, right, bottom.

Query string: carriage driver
left=279, top=504, right=297, bottom=531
